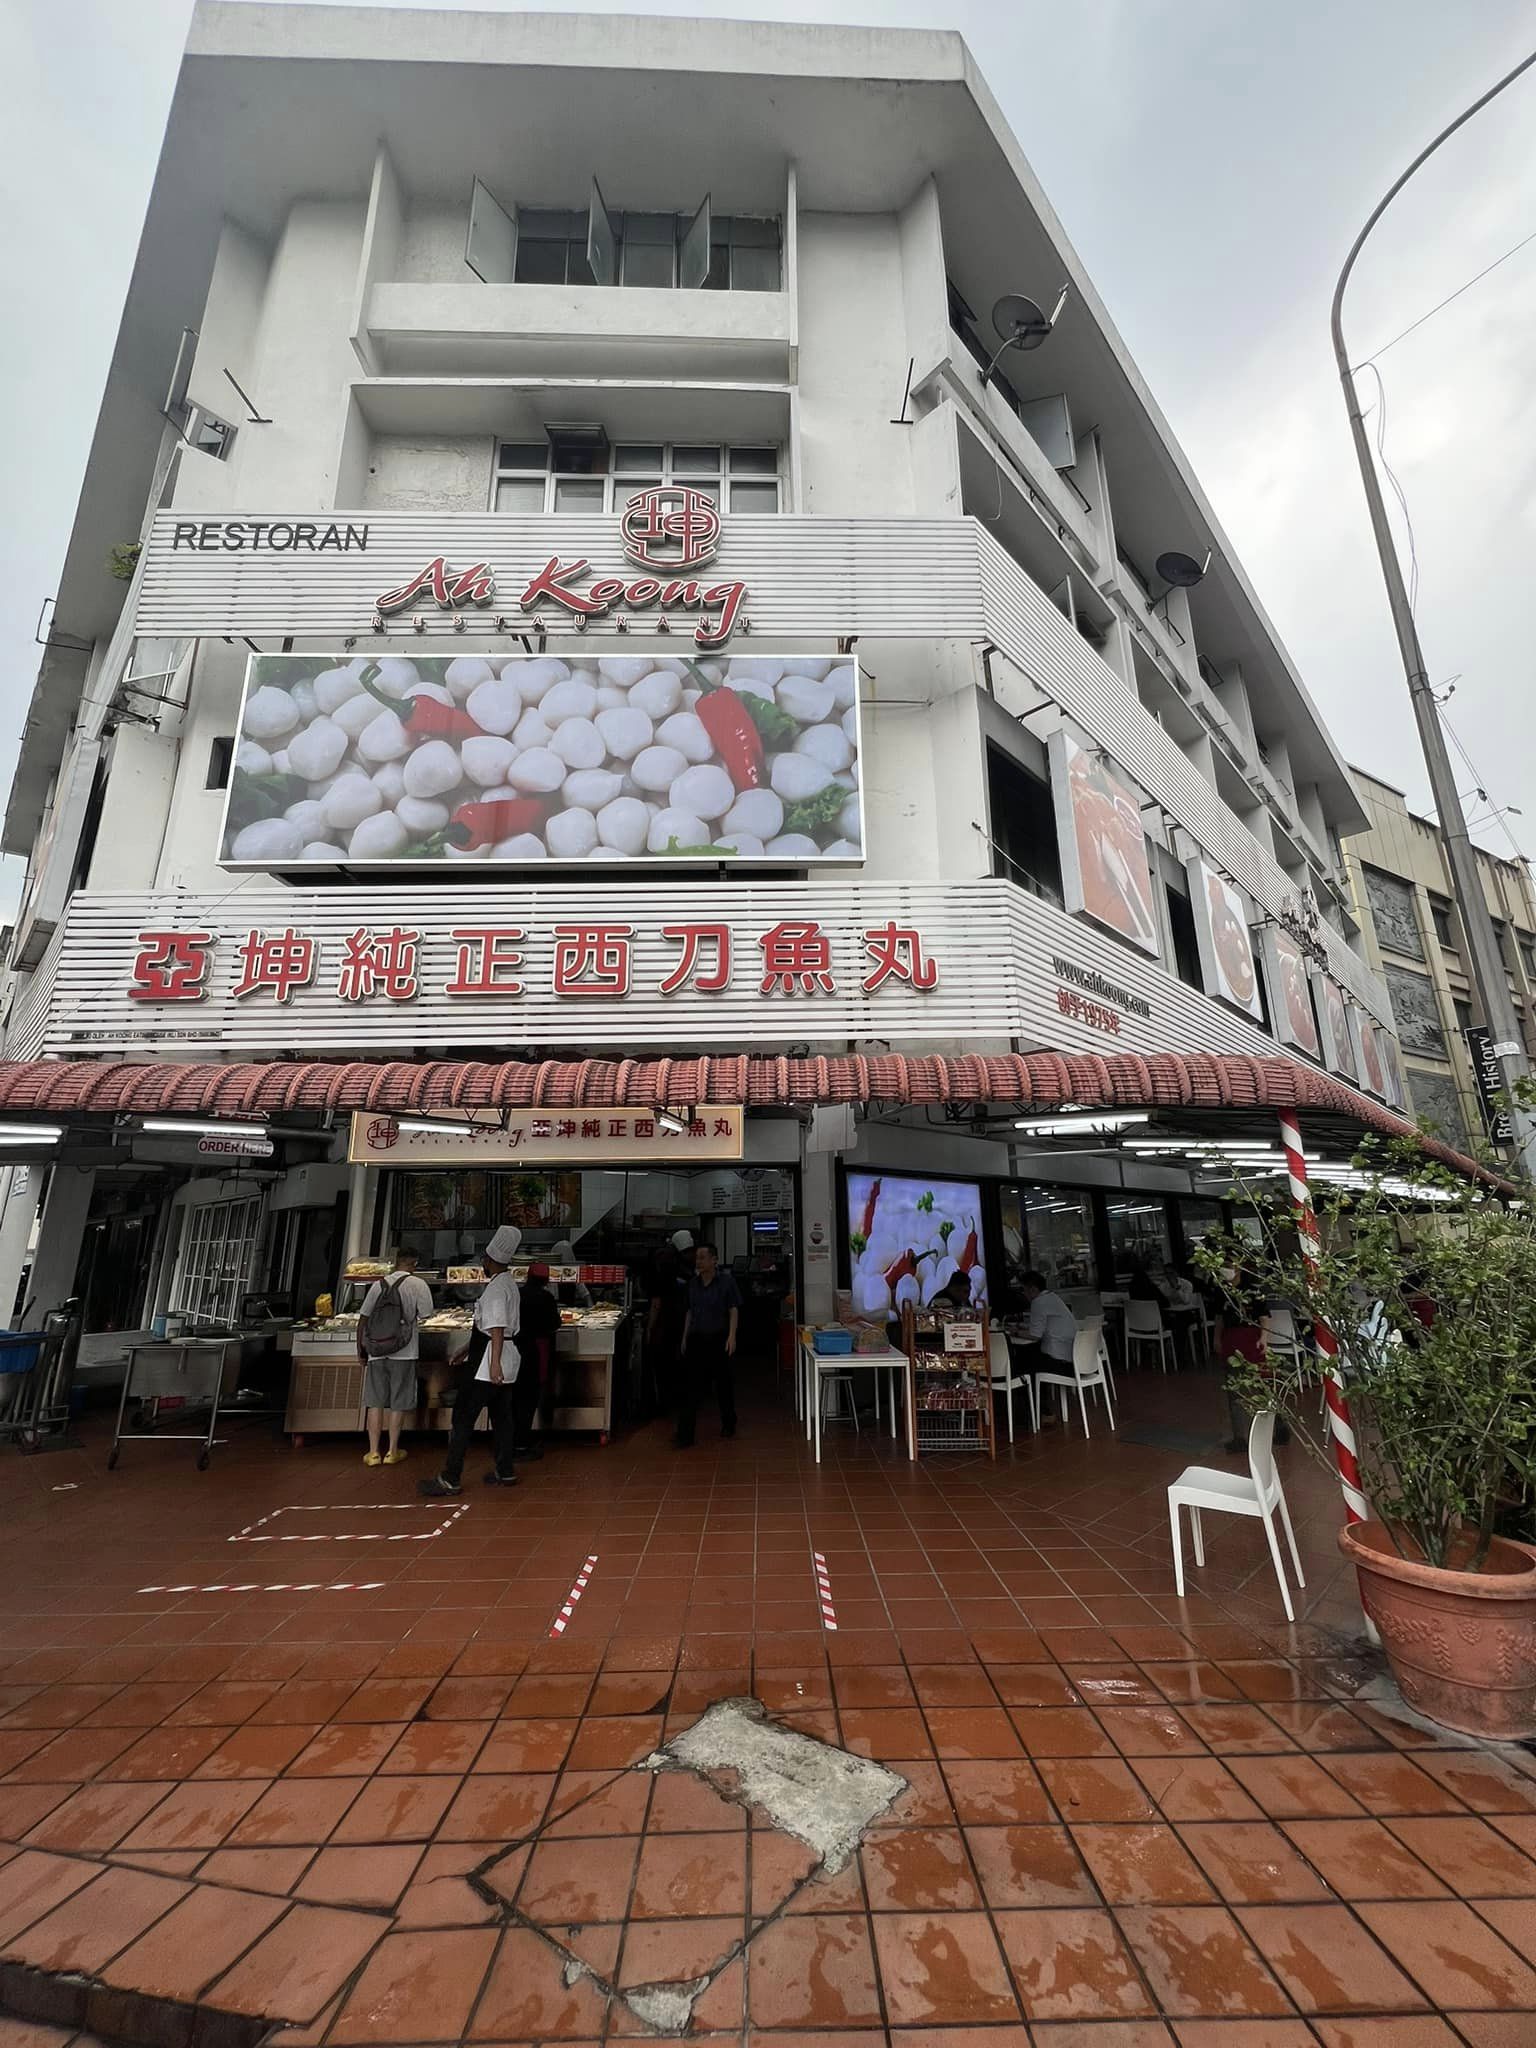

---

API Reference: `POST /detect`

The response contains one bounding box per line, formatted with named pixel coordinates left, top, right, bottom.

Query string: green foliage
left=107, top=542, right=142, bottom=583
left=1193, top=1136, right=1536, bottom=1573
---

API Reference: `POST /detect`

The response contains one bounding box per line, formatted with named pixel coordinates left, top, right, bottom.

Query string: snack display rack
left=900, top=1303, right=995, bottom=1458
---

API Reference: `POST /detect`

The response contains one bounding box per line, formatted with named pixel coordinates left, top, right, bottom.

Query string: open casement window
left=588, top=178, right=620, bottom=287
left=679, top=192, right=712, bottom=290
left=465, top=178, right=517, bottom=283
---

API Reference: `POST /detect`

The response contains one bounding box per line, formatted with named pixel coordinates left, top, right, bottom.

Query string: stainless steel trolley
left=109, top=1338, right=243, bottom=1470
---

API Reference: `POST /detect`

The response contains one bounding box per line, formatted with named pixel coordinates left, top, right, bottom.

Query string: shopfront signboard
left=1465, top=1023, right=1516, bottom=1142
left=1312, top=970, right=1358, bottom=1084
left=349, top=1107, right=743, bottom=1166
left=1259, top=925, right=1321, bottom=1060
left=221, top=648, right=861, bottom=870
left=1351, top=1006, right=1389, bottom=1100
left=1048, top=731, right=1158, bottom=957
left=1187, top=859, right=1263, bottom=1020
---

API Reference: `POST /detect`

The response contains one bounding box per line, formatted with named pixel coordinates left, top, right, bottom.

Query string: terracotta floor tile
left=1040, top=1758, right=1160, bottom=1823
left=392, top=1842, right=501, bottom=1927
left=616, top=1912, right=741, bottom=2004
left=329, top=1927, right=498, bottom=2042
left=1283, top=1816, right=1446, bottom=1900
left=472, top=1716, right=577, bottom=1772
left=1441, top=2018, right=1536, bottom=2048
left=1144, top=1662, right=1244, bottom=1705
left=740, top=1914, right=880, bottom=2029
left=285, top=1721, right=404, bottom=1777
left=196, top=1722, right=321, bottom=1779
left=164, top=1679, right=281, bottom=1726
left=1117, top=1905, right=1291, bottom=2017
left=1010, top=1707, right=1118, bottom=1757
left=838, top=1706, right=934, bottom=1759
left=4, top=1864, right=189, bottom=1974
left=646, top=1770, right=746, bottom=1831
left=518, top=1834, right=640, bottom=1921
left=587, top=1670, right=672, bottom=1714
left=1473, top=1894, right=1536, bottom=1959
left=422, top=1676, right=511, bottom=1721
left=1320, top=1751, right=1469, bottom=1815
left=20, top=1778, right=171, bottom=1852
left=966, top=1823, right=1097, bottom=1907
left=379, top=1721, right=489, bottom=1775
left=250, top=1679, right=363, bottom=1726
left=1171, top=1819, right=1326, bottom=1904
left=749, top=1830, right=863, bottom=1917
left=199, top=1846, right=317, bottom=1894
left=872, top=1760, right=956, bottom=1827
left=1355, top=1900, right=1536, bottom=2008
left=987, top=1665, right=1081, bottom=1707
left=10, top=1726, right=143, bottom=1782
left=1261, top=1703, right=1378, bottom=1750
left=631, top=1829, right=744, bottom=1917
left=208, top=1902, right=390, bottom=2023
left=565, top=1714, right=663, bottom=1769
left=80, top=1681, right=204, bottom=1728
left=1095, top=1707, right=1206, bottom=1756
left=225, top=1775, right=363, bottom=1846
left=871, top=1909, right=1020, bottom=2026
left=0, top=1849, right=100, bottom=1944
left=1226, top=1754, right=1364, bottom=1819
left=1172, top=2026, right=1317, bottom=2046
left=107, top=1725, right=235, bottom=1781
left=1238, top=1903, right=1432, bottom=2013
left=1180, top=1704, right=1291, bottom=1754
left=436, top=1771, right=552, bottom=1842
left=1071, top=1823, right=1213, bottom=1904
left=910, top=1664, right=1000, bottom=1707
left=100, top=1881, right=286, bottom=2001
left=830, top=1664, right=916, bottom=1708
left=294, top=1843, right=424, bottom=1908
left=1412, top=1749, right=1536, bottom=1813
left=1308, top=2021, right=1465, bottom=2048
left=304, top=1766, right=446, bottom=1845
left=544, top=1767, right=652, bottom=1837
left=993, top=1905, right=1153, bottom=2021
left=862, top=1825, right=981, bottom=1910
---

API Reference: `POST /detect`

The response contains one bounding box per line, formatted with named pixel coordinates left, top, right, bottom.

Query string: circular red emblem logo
left=620, top=485, right=722, bottom=570
left=366, top=1116, right=400, bottom=1150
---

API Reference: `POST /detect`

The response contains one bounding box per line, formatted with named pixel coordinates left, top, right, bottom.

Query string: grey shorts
left=362, top=1355, right=420, bottom=1414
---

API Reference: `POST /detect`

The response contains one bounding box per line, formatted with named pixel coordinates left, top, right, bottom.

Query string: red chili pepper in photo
left=685, top=658, right=765, bottom=790
left=956, top=1218, right=980, bottom=1272
left=883, top=1246, right=918, bottom=1289
left=860, top=1178, right=882, bottom=1241
left=447, top=797, right=548, bottom=849
left=358, top=667, right=482, bottom=741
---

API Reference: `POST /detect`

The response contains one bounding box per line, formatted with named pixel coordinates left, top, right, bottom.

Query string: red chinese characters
left=553, top=924, right=632, bottom=998
left=337, top=927, right=420, bottom=1003
left=659, top=923, right=731, bottom=995
left=445, top=928, right=525, bottom=998
left=231, top=928, right=317, bottom=1004
left=129, top=931, right=215, bottom=1002
left=759, top=920, right=835, bottom=995
left=1056, top=985, right=1122, bottom=1035
left=861, top=923, right=938, bottom=992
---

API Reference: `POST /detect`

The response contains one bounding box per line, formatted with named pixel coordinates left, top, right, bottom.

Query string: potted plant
left=1197, top=1138, right=1536, bottom=1738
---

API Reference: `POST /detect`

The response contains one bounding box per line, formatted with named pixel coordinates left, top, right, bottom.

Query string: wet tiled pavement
left=3, top=1365, right=1536, bottom=2045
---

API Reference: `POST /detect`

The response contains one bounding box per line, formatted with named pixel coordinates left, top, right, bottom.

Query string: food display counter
left=285, top=1260, right=471, bottom=1443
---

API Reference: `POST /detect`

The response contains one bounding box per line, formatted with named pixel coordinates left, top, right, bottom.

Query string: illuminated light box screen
left=846, top=1170, right=987, bottom=1314
left=219, top=650, right=863, bottom=868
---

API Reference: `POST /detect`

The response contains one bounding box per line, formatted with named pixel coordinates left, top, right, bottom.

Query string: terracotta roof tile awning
left=0, top=1050, right=1497, bottom=1183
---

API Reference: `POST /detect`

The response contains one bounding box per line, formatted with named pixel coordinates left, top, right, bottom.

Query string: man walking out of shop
left=674, top=1241, right=741, bottom=1448
left=358, top=1249, right=434, bottom=1467
left=420, top=1224, right=522, bottom=1496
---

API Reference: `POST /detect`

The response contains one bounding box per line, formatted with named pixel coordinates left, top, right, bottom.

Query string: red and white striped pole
left=1276, top=1112, right=1369, bottom=1526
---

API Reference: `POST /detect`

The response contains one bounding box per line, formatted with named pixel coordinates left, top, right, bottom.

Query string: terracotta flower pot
left=1340, top=1519, right=1536, bottom=1739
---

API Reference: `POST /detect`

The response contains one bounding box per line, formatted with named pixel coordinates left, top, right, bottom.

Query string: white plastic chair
left=1125, top=1298, right=1176, bottom=1373
left=1088, top=1316, right=1117, bottom=1398
left=1262, top=1306, right=1304, bottom=1370
left=1168, top=1410, right=1306, bottom=1622
left=988, top=1330, right=1031, bottom=1443
left=1032, top=1320, right=1116, bottom=1438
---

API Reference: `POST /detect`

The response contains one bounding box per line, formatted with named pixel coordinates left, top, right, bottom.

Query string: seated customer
left=1017, top=1269, right=1077, bottom=1368
left=933, top=1269, right=973, bottom=1313
left=1127, top=1260, right=1170, bottom=1308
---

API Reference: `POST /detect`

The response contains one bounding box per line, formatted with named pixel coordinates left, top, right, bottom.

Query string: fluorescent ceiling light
left=1014, top=1112, right=1149, bottom=1136
left=396, top=1118, right=491, bottom=1138
left=0, top=1124, right=62, bottom=1142
left=141, top=1119, right=269, bottom=1139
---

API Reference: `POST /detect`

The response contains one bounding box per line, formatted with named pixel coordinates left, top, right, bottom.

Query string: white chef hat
left=670, top=1228, right=694, bottom=1251
left=484, top=1225, right=523, bottom=1264
left=552, top=1240, right=576, bottom=1262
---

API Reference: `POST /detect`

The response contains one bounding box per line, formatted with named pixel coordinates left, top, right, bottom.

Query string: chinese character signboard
left=1048, top=732, right=1158, bottom=957
left=220, top=649, right=863, bottom=871
left=1187, top=858, right=1263, bottom=1020
left=348, top=1107, right=744, bottom=1166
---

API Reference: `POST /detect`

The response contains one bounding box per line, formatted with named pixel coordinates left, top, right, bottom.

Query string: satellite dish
left=979, top=285, right=1069, bottom=383
left=1154, top=549, right=1211, bottom=589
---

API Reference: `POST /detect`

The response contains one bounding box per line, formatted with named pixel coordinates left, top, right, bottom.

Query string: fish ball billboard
left=220, top=650, right=863, bottom=867
left=846, top=1171, right=987, bottom=1316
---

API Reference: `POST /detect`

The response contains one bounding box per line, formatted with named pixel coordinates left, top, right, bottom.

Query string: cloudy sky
left=3, top=0, right=1535, bottom=919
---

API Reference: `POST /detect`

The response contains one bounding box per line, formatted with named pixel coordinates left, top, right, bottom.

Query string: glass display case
left=284, top=1259, right=474, bottom=1442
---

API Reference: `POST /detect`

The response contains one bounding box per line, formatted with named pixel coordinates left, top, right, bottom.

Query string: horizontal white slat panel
left=36, top=877, right=1379, bottom=1092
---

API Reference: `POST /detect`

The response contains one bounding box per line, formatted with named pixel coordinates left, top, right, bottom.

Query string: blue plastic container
left=0, top=1332, right=44, bottom=1376
left=812, top=1327, right=855, bottom=1356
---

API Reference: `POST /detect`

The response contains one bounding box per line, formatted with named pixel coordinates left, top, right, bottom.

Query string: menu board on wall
left=1259, top=926, right=1321, bottom=1059
left=1048, top=731, right=1159, bottom=957
left=1187, top=858, right=1263, bottom=1019
left=1313, top=971, right=1359, bottom=1083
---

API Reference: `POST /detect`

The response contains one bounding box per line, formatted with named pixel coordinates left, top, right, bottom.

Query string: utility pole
left=1330, top=46, right=1536, bottom=1176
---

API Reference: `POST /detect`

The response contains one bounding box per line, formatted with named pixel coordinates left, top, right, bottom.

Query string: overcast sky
left=3, top=0, right=1535, bottom=921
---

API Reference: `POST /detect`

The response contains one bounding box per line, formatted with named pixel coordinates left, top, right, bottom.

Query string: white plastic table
left=798, top=1333, right=910, bottom=1463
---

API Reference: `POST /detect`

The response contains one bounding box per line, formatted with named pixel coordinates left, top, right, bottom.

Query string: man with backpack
left=357, top=1249, right=435, bottom=1467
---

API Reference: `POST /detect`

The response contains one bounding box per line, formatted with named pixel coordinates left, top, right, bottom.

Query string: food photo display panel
left=1048, top=730, right=1159, bottom=957
left=845, top=1170, right=987, bottom=1316
left=1352, top=1005, right=1389, bottom=1099
left=219, top=649, right=864, bottom=867
left=1187, top=857, right=1263, bottom=1019
left=1259, top=925, right=1321, bottom=1059
left=1313, top=971, right=1360, bottom=1083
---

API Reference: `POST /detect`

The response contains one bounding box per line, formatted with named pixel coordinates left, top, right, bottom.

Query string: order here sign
left=348, top=1107, right=745, bottom=1166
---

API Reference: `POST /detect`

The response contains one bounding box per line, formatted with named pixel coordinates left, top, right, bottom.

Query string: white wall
left=398, top=202, right=469, bottom=283
left=86, top=727, right=178, bottom=893
left=363, top=434, right=495, bottom=511
left=795, top=213, right=915, bottom=515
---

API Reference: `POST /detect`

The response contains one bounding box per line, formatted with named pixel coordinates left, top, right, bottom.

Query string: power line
left=1441, top=710, right=1532, bottom=867
left=1354, top=223, right=1536, bottom=368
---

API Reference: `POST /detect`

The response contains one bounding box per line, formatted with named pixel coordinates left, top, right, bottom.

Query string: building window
left=947, top=280, right=1024, bottom=421
left=206, top=737, right=234, bottom=791
left=509, top=207, right=779, bottom=291
left=705, top=215, right=782, bottom=293
left=1454, top=998, right=1474, bottom=1034
left=170, top=1196, right=262, bottom=1326
left=1165, top=879, right=1202, bottom=989
left=492, top=440, right=782, bottom=515
left=1520, top=934, right=1536, bottom=980
left=1429, top=898, right=1457, bottom=949
left=986, top=746, right=1062, bottom=906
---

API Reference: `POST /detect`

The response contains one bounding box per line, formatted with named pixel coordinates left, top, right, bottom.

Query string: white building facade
left=0, top=5, right=1405, bottom=1345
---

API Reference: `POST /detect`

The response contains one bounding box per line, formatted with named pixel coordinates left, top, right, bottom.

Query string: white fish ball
left=767, top=833, right=821, bottom=857
left=838, top=792, right=862, bottom=841
left=563, top=768, right=624, bottom=810
left=506, top=748, right=566, bottom=794
left=724, top=657, right=786, bottom=686
left=357, top=709, right=411, bottom=763
left=493, top=833, right=547, bottom=859
left=777, top=676, right=835, bottom=724
left=656, top=711, right=712, bottom=763
left=648, top=807, right=710, bottom=853
left=630, top=671, right=683, bottom=721
left=460, top=735, right=517, bottom=787
left=465, top=679, right=523, bottom=736
left=794, top=724, right=854, bottom=772
left=321, top=776, right=384, bottom=831
left=287, top=717, right=349, bottom=782
left=235, top=740, right=272, bottom=776
left=550, top=718, right=605, bottom=769
left=290, top=681, right=318, bottom=722
left=403, top=740, right=462, bottom=800
left=769, top=753, right=834, bottom=801
left=231, top=817, right=305, bottom=861
left=822, top=838, right=861, bottom=858
left=715, top=833, right=766, bottom=857
left=598, top=656, right=652, bottom=688
left=299, top=841, right=340, bottom=861
left=395, top=795, right=451, bottom=836
left=545, top=807, right=599, bottom=859
left=313, top=665, right=365, bottom=714
left=894, top=1272, right=923, bottom=1309
left=243, top=686, right=301, bottom=741
left=283, top=799, right=329, bottom=839
left=444, top=656, right=495, bottom=701
left=852, top=1273, right=892, bottom=1315
left=401, top=680, right=453, bottom=707
left=348, top=811, right=410, bottom=860
left=596, top=796, right=650, bottom=854
left=631, top=745, right=688, bottom=794
left=332, top=692, right=379, bottom=741
left=508, top=656, right=569, bottom=703
left=371, top=760, right=407, bottom=805
left=825, top=664, right=857, bottom=709
left=788, top=657, right=835, bottom=680
left=723, top=789, right=783, bottom=839
left=540, top=678, right=599, bottom=723
left=513, top=709, right=553, bottom=749
left=842, top=706, right=858, bottom=743
left=669, top=763, right=735, bottom=820
left=269, top=750, right=291, bottom=776
left=444, top=839, right=492, bottom=861
left=595, top=706, right=653, bottom=761
left=595, top=685, right=628, bottom=711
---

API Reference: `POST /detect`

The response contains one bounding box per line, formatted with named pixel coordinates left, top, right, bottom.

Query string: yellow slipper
left=383, top=1449, right=408, bottom=1465
left=363, top=1450, right=382, bottom=1466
